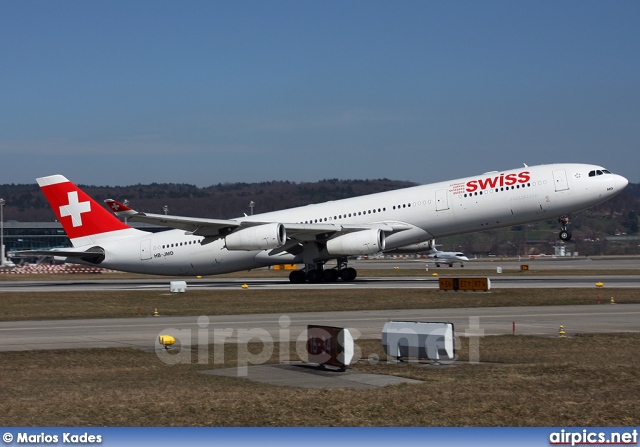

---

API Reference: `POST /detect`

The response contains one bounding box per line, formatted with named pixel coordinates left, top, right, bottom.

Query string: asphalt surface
left=1, top=304, right=638, bottom=352
left=1, top=275, right=639, bottom=292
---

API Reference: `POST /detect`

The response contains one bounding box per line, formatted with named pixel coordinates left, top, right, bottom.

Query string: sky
left=1, top=1, right=639, bottom=187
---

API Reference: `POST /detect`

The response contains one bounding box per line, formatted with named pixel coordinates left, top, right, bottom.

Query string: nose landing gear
left=558, top=215, right=572, bottom=241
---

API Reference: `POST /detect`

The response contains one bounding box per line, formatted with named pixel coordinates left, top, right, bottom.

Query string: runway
left=1, top=304, right=639, bottom=352
left=1, top=275, right=639, bottom=292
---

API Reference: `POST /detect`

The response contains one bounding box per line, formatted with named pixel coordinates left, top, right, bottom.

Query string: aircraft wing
left=282, top=222, right=412, bottom=242
left=105, top=199, right=242, bottom=237
left=105, top=199, right=414, bottom=241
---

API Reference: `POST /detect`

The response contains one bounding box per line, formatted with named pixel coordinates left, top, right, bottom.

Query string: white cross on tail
left=59, top=191, right=91, bottom=227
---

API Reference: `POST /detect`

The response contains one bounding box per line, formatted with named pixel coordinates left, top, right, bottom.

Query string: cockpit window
left=589, top=169, right=612, bottom=177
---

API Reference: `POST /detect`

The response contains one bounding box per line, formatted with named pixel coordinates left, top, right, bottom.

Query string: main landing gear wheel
left=306, top=269, right=323, bottom=284
left=339, top=267, right=357, bottom=282
left=289, top=270, right=306, bottom=284
left=323, top=269, right=339, bottom=282
left=288, top=263, right=358, bottom=283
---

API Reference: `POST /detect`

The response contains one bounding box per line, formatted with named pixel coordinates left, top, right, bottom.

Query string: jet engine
left=326, top=229, right=385, bottom=255
left=225, top=223, right=286, bottom=250
left=384, top=239, right=435, bottom=254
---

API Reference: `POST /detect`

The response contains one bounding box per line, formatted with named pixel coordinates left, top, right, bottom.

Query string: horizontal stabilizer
left=12, top=246, right=106, bottom=264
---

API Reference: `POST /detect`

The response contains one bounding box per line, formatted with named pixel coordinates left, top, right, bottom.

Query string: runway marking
left=2, top=309, right=639, bottom=332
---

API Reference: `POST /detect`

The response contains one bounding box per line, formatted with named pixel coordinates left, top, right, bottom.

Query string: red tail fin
left=37, top=175, right=130, bottom=242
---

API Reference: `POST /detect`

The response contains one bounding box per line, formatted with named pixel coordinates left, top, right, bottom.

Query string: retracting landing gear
left=558, top=215, right=572, bottom=241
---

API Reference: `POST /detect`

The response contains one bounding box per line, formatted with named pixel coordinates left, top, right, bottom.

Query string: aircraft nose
left=616, top=174, right=629, bottom=190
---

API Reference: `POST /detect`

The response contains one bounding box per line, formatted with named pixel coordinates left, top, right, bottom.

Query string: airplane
left=384, top=238, right=469, bottom=267
left=0, top=258, right=16, bottom=268
left=18, top=163, right=627, bottom=283
left=427, top=245, right=469, bottom=267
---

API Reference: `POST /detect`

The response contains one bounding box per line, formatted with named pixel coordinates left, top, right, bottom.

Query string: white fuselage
left=428, top=251, right=469, bottom=266
left=87, top=163, right=627, bottom=276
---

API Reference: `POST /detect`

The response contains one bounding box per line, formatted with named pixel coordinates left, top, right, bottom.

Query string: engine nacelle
left=225, top=223, right=286, bottom=251
left=326, top=229, right=386, bottom=256
left=385, top=239, right=435, bottom=254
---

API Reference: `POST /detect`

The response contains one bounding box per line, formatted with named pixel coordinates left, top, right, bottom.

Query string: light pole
left=0, top=198, right=5, bottom=267
left=123, top=200, right=129, bottom=224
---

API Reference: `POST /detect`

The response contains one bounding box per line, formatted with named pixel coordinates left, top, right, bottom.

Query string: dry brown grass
left=0, top=334, right=638, bottom=426
left=0, top=288, right=638, bottom=321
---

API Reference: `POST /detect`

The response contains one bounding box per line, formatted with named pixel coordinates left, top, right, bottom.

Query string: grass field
left=0, top=287, right=638, bottom=321
left=0, top=272, right=638, bottom=427
left=0, top=334, right=638, bottom=426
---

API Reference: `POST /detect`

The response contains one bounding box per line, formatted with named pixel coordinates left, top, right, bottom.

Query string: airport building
left=2, top=221, right=165, bottom=259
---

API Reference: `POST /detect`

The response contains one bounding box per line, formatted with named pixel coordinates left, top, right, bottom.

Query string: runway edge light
left=159, top=335, right=175, bottom=349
